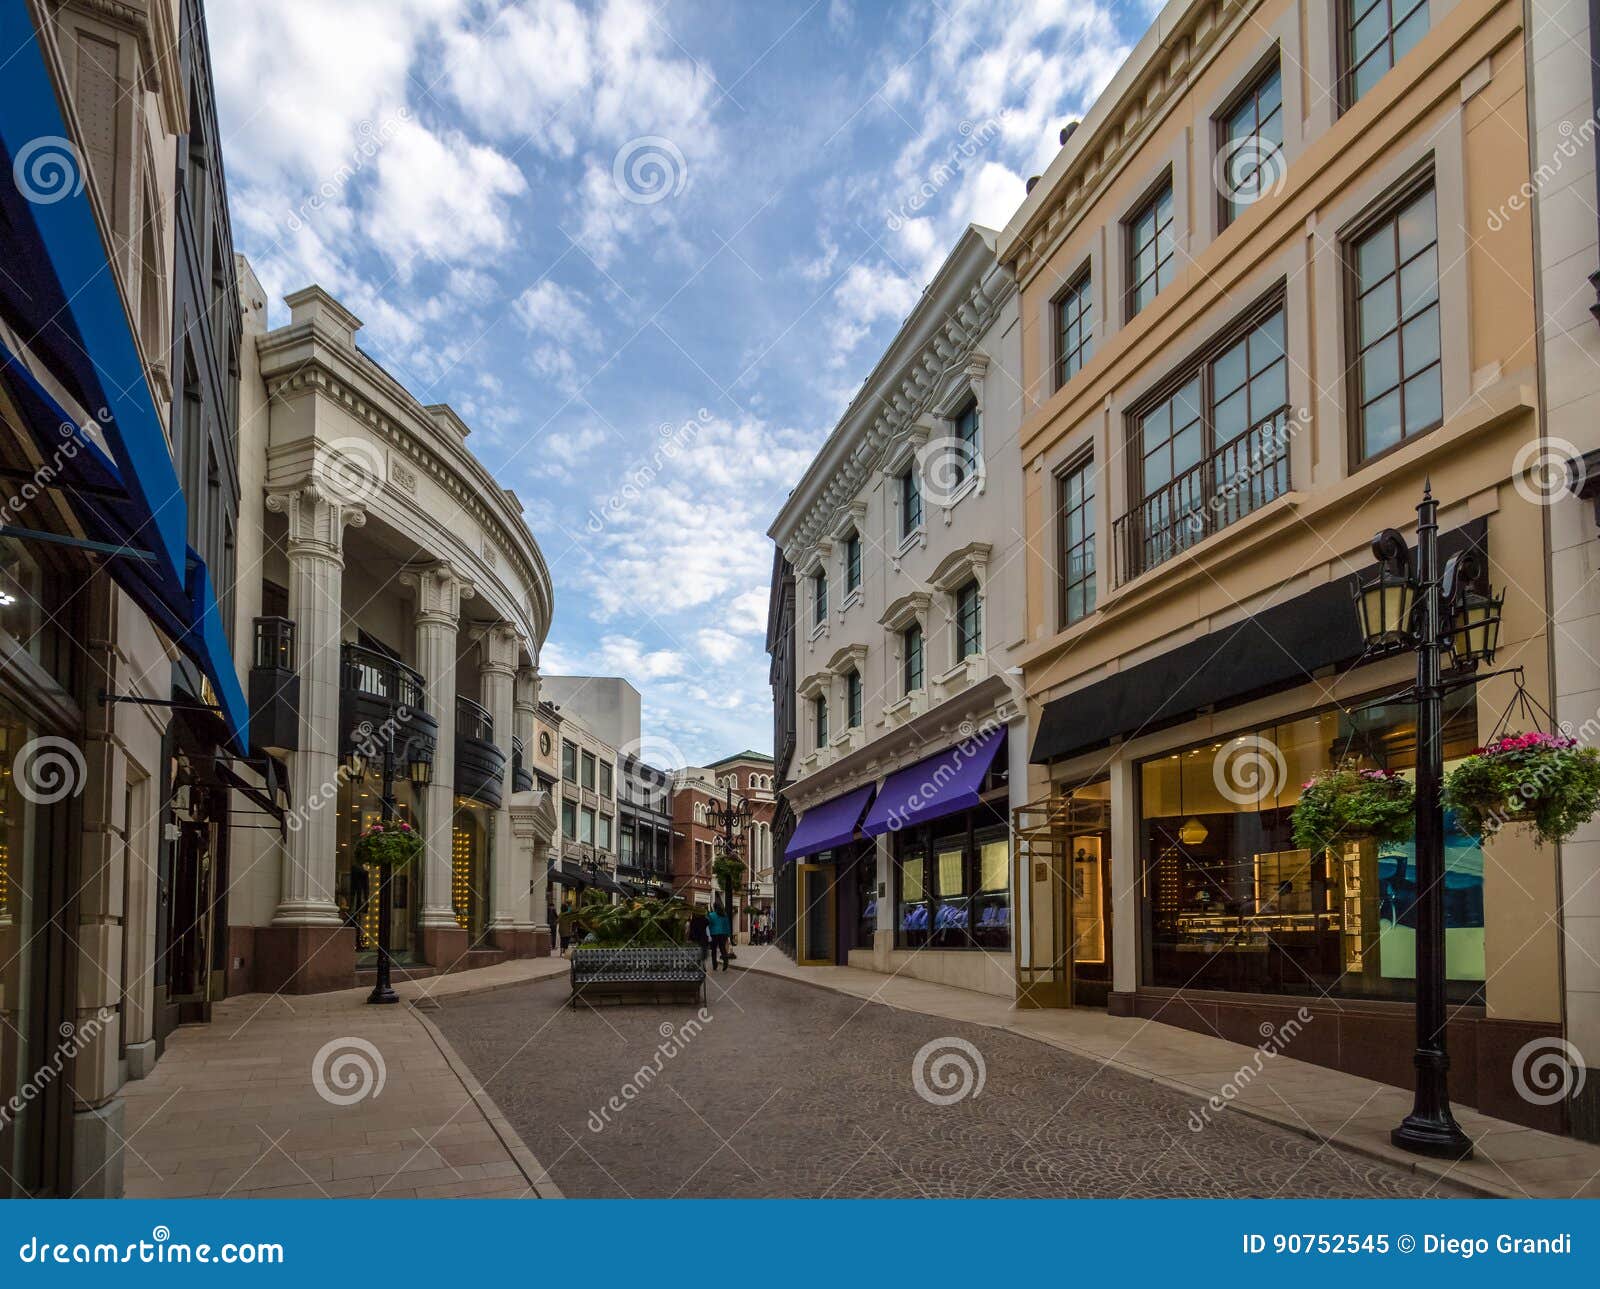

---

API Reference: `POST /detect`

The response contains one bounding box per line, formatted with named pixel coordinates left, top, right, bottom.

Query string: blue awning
left=861, top=726, right=1006, bottom=837
left=0, top=7, right=247, bottom=753
left=784, top=783, right=876, bottom=861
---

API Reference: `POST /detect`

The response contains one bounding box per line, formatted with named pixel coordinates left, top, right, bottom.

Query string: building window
left=600, top=762, right=613, bottom=798
left=581, top=751, right=596, bottom=791
left=902, top=623, right=924, bottom=694
left=813, top=568, right=828, bottom=627
left=1058, top=454, right=1097, bottom=626
left=844, top=531, right=862, bottom=594
left=955, top=580, right=982, bottom=659
left=580, top=807, right=595, bottom=845
left=1126, top=179, right=1175, bottom=319
left=1217, top=62, right=1283, bottom=227
left=599, top=814, right=613, bottom=850
left=1349, top=183, right=1441, bottom=462
left=620, top=822, right=635, bottom=863
left=1344, top=0, right=1428, bottom=107
left=814, top=693, right=829, bottom=748
left=561, top=740, right=577, bottom=781
left=1139, top=689, right=1482, bottom=1003
left=846, top=669, right=863, bottom=728
left=899, top=466, right=922, bottom=537
left=893, top=809, right=1011, bottom=951
left=561, top=799, right=577, bottom=841
left=954, top=399, right=980, bottom=484
left=1055, top=269, right=1093, bottom=387
left=1118, top=297, right=1290, bottom=581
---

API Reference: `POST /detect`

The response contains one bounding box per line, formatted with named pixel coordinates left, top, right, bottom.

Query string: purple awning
left=784, top=783, right=876, bottom=861
left=861, top=727, right=1007, bottom=837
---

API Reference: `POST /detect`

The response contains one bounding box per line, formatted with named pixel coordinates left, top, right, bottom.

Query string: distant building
left=672, top=752, right=775, bottom=933
left=540, top=675, right=641, bottom=753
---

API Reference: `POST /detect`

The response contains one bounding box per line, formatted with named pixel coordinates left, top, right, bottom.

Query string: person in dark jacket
left=707, top=901, right=732, bottom=971
left=689, top=907, right=712, bottom=966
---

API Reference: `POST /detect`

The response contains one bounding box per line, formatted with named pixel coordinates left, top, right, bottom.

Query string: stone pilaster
left=265, top=483, right=364, bottom=928
left=509, top=789, right=558, bottom=957
left=475, top=624, right=522, bottom=944
left=402, top=562, right=474, bottom=965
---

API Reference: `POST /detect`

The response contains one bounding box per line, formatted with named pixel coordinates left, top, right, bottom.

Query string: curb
left=411, top=1006, right=565, bottom=1199
left=404, top=961, right=570, bottom=1008
left=729, top=962, right=1514, bottom=1199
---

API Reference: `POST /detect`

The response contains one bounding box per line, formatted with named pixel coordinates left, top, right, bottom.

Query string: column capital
left=265, top=482, right=365, bottom=559
left=474, top=621, right=523, bottom=677
left=401, top=560, right=476, bottom=624
left=515, top=664, right=540, bottom=713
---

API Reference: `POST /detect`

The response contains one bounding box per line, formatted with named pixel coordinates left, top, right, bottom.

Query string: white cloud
left=515, top=280, right=602, bottom=349
left=696, top=628, right=743, bottom=664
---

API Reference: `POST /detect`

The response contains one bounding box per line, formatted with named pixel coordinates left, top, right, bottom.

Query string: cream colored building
left=1002, top=0, right=1564, bottom=1131
left=229, top=263, right=557, bottom=991
left=770, top=225, right=1028, bottom=996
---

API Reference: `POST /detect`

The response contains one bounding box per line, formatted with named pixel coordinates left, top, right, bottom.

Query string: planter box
left=569, top=946, right=706, bottom=1007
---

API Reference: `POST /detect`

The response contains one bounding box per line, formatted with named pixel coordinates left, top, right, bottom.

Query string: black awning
left=550, top=863, right=591, bottom=889
left=1031, top=519, right=1487, bottom=765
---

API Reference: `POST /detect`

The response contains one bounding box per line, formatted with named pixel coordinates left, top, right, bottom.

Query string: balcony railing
left=340, top=643, right=425, bottom=709
left=456, top=695, right=494, bottom=743
left=1113, top=407, right=1291, bottom=585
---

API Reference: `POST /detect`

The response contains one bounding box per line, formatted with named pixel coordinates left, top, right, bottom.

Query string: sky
left=208, top=0, right=1154, bottom=765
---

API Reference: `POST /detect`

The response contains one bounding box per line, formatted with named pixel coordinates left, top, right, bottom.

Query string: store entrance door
left=795, top=863, right=836, bottom=966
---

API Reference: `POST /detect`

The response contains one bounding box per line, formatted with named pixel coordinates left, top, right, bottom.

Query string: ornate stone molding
left=515, top=665, right=541, bottom=713
left=264, top=483, right=364, bottom=560
left=400, top=561, right=476, bottom=625
left=474, top=622, right=523, bottom=677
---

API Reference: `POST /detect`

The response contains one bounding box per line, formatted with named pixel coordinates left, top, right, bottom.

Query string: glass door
left=796, top=863, right=836, bottom=966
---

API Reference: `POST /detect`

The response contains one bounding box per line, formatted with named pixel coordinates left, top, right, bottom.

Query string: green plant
left=561, top=890, right=692, bottom=948
left=1441, top=731, right=1600, bottom=846
left=1290, top=764, right=1415, bottom=853
left=353, top=819, right=422, bottom=870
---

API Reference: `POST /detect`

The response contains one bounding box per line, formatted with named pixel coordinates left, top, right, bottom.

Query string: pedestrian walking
left=689, top=906, right=711, bottom=968
left=708, top=900, right=732, bottom=971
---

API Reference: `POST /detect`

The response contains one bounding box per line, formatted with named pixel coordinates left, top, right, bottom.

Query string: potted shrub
left=1291, top=763, right=1416, bottom=854
left=353, top=818, right=422, bottom=869
left=1441, top=731, right=1600, bottom=845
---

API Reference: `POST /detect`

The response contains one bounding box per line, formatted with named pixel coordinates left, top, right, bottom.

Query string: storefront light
left=1353, top=564, right=1415, bottom=649
left=1448, top=585, right=1504, bottom=668
left=1177, top=817, right=1209, bottom=846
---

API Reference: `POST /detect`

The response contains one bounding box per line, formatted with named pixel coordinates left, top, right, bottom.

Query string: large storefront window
left=1139, top=691, right=1484, bottom=1002
left=893, top=801, right=1011, bottom=951
left=453, top=801, right=491, bottom=943
left=336, top=776, right=421, bottom=962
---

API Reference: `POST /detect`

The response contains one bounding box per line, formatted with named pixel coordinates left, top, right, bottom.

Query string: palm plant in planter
left=353, top=819, right=422, bottom=870
left=561, top=890, right=692, bottom=947
left=1441, top=731, right=1600, bottom=845
left=1290, top=764, right=1416, bottom=854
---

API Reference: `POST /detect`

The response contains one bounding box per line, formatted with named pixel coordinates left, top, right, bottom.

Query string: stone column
left=403, top=562, right=474, bottom=967
left=260, top=484, right=363, bottom=992
left=513, top=665, right=544, bottom=953
left=509, top=790, right=558, bottom=958
left=476, top=623, right=521, bottom=950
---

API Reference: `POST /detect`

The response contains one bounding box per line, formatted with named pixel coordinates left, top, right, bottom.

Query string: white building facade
left=769, top=226, right=1028, bottom=996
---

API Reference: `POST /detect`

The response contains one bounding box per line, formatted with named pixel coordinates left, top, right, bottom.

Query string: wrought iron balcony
left=249, top=616, right=299, bottom=755
left=341, top=643, right=425, bottom=709
left=1112, top=407, right=1291, bottom=585
left=511, top=734, right=534, bottom=793
left=454, top=695, right=506, bottom=808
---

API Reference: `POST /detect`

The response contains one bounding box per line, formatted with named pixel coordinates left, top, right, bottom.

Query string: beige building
left=229, top=264, right=557, bottom=992
left=770, top=225, right=1029, bottom=996
left=1001, top=0, right=1563, bottom=1132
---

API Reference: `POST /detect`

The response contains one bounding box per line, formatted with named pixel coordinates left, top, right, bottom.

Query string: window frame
left=954, top=579, right=983, bottom=660
left=899, top=466, right=923, bottom=538
left=561, top=739, right=577, bottom=781
left=580, top=750, right=596, bottom=791
left=846, top=668, right=863, bottom=728
left=1124, top=171, right=1176, bottom=322
left=953, top=398, right=980, bottom=485
left=1214, top=54, right=1284, bottom=231
left=902, top=622, right=925, bottom=694
left=844, top=530, right=862, bottom=594
left=1342, top=167, right=1442, bottom=470
left=814, top=691, right=829, bottom=748
left=812, top=567, right=828, bottom=627
left=1053, top=265, right=1094, bottom=388
left=1056, top=450, right=1098, bottom=628
left=1340, top=0, right=1430, bottom=111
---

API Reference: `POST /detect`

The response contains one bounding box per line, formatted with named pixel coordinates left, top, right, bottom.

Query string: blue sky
left=209, top=0, right=1152, bottom=764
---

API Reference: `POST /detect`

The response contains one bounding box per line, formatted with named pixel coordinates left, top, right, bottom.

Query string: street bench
left=569, top=946, right=706, bottom=1007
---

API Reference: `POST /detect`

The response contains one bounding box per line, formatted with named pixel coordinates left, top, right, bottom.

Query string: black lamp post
left=707, top=782, right=752, bottom=933
left=349, top=728, right=434, bottom=1006
left=1352, top=482, right=1503, bottom=1160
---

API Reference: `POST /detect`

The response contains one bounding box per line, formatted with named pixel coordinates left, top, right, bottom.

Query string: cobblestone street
left=433, top=971, right=1469, bottom=1199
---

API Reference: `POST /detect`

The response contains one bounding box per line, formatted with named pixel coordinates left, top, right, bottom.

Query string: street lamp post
left=1352, top=482, right=1503, bottom=1161
left=349, top=728, right=434, bottom=1006
left=707, top=782, right=752, bottom=936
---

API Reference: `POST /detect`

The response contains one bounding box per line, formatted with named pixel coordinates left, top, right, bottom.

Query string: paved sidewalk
left=731, top=946, right=1600, bottom=1199
left=119, top=959, right=568, bottom=1199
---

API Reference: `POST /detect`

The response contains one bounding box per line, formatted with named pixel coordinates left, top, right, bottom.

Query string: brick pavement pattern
left=433, top=971, right=1470, bottom=1198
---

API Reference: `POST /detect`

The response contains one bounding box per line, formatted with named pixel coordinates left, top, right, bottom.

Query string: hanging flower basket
left=1441, top=731, right=1600, bottom=846
left=1290, top=764, right=1416, bottom=854
left=354, top=820, right=423, bottom=870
